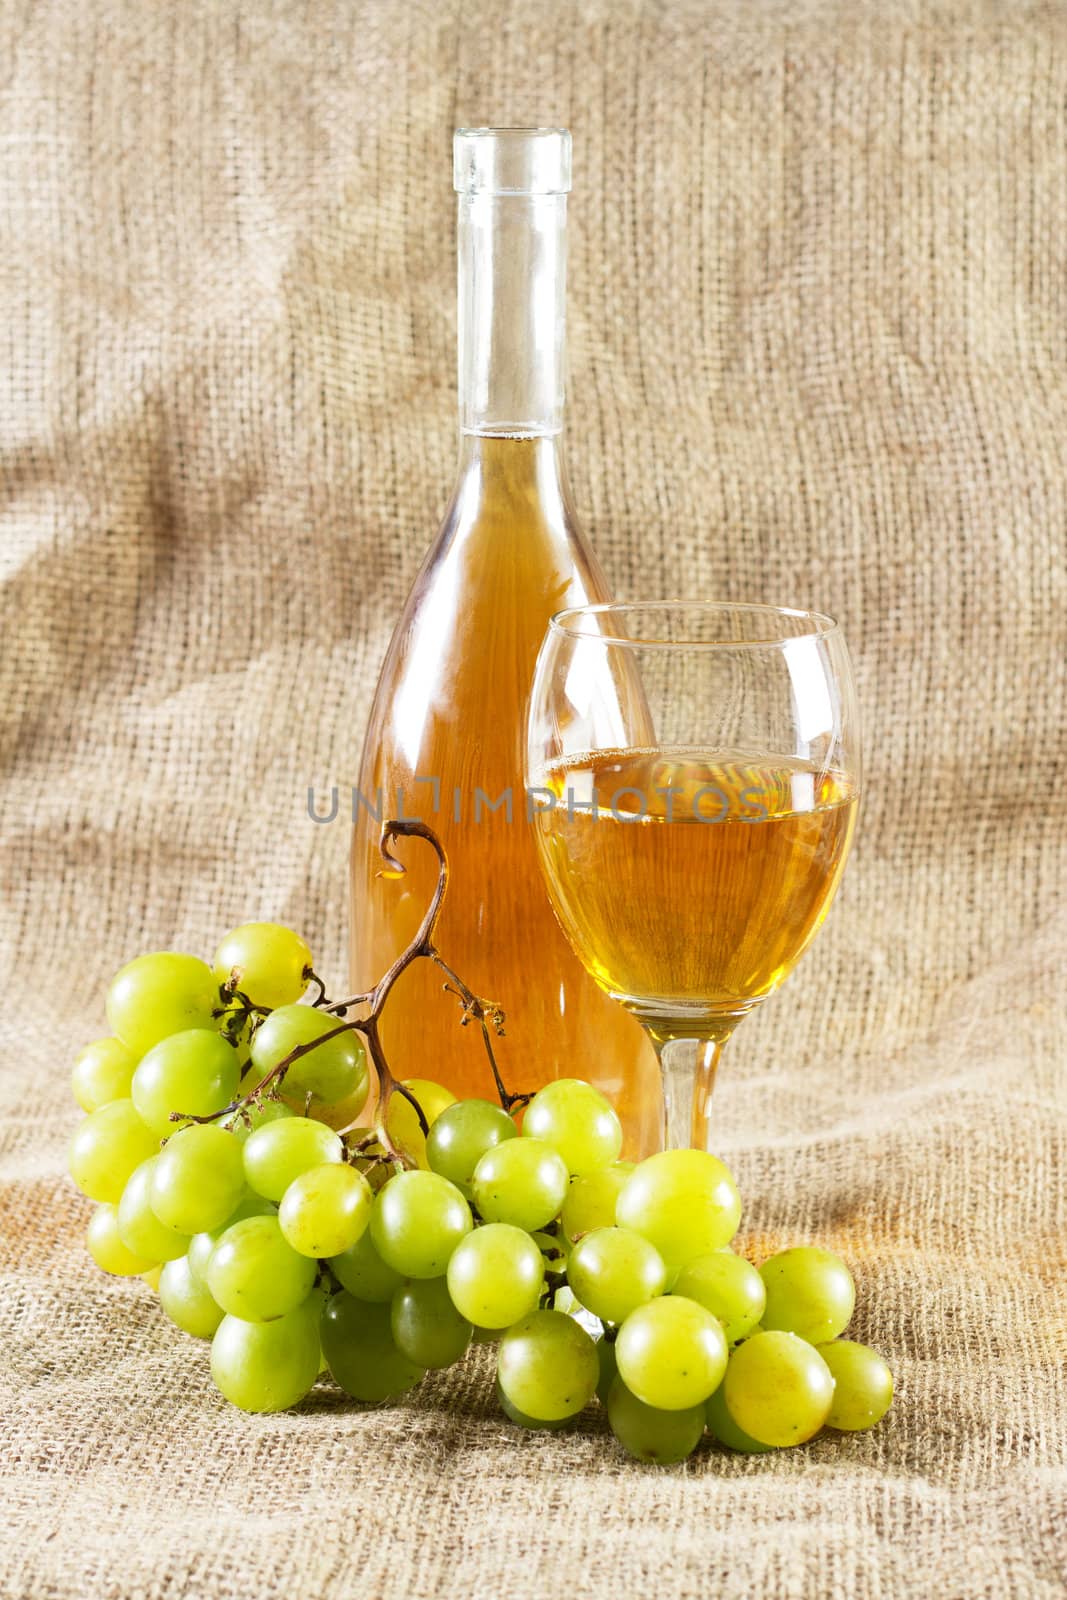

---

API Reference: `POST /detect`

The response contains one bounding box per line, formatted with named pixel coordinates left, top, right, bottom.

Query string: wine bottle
left=350, top=128, right=660, bottom=1154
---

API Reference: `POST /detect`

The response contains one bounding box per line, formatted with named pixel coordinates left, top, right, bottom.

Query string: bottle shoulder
left=358, top=487, right=611, bottom=781
left=371, top=509, right=607, bottom=669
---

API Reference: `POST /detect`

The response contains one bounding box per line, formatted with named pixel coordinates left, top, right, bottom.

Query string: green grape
left=278, top=1163, right=372, bottom=1258
left=521, top=1078, right=622, bottom=1175
left=497, top=1308, right=599, bottom=1422
left=249, top=1004, right=367, bottom=1109
left=117, top=1157, right=190, bottom=1262
left=357, top=1148, right=400, bottom=1192
left=390, top=1276, right=473, bottom=1368
left=705, top=1383, right=773, bottom=1453
left=141, top=1265, right=162, bottom=1290
left=86, top=1202, right=154, bottom=1276
left=496, top=1380, right=572, bottom=1431
left=596, top=1336, right=618, bottom=1403
left=321, top=1291, right=425, bottom=1401
left=471, top=1324, right=499, bottom=1344
left=106, top=952, right=221, bottom=1056
left=561, top=1163, right=634, bottom=1243
left=306, top=1283, right=330, bottom=1373
left=218, top=1005, right=255, bottom=1056
left=567, top=1226, right=667, bottom=1325
left=722, top=1330, right=835, bottom=1446
left=369, top=1169, right=472, bottom=1279
left=187, top=1192, right=277, bottom=1283
left=213, top=922, right=312, bottom=1009
left=385, top=1078, right=456, bottom=1168
left=530, top=1230, right=568, bottom=1276
left=243, top=1116, right=343, bottom=1201
left=615, top=1295, right=728, bottom=1410
left=68, top=1099, right=157, bottom=1203
left=425, top=1098, right=517, bottom=1197
left=149, top=1124, right=246, bottom=1234
left=615, top=1150, right=742, bottom=1274
left=471, top=1137, right=568, bottom=1232
left=607, top=1377, right=706, bottom=1464
left=817, top=1340, right=893, bottom=1431
left=206, top=1214, right=317, bottom=1321
left=673, top=1252, right=766, bottom=1344
left=293, top=1082, right=373, bottom=1134
left=224, top=1098, right=293, bottom=1142
left=446, top=1223, right=544, bottom=1328
left=329, top=1227, right=404, bottom=1303
left=760, top=1247, right=856, bottom=1344
left=71, top=1037, right=137, bottom=1113
left=131, top=1029, right=240, bottom=1137
left=211, top=1300, right=320, bottom=1412
left=159, top=1255, right=224, bottom=1339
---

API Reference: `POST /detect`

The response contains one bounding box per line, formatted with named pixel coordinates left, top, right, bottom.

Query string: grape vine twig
left=171, top=819, right=526, bottom=1168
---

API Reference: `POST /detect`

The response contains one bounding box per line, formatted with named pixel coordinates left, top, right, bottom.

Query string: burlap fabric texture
left=1, top=1, right=1065, bottom=1596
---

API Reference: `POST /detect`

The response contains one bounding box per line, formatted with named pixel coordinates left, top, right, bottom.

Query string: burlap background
left=1, top=1, right=1065, bottom=1596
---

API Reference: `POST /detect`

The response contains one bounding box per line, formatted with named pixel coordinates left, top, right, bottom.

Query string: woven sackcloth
left=1, top=1, right=1065, bottom=1596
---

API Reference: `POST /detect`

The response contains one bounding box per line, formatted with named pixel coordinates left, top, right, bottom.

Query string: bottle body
left=350, top=434, right=661, bottom=1154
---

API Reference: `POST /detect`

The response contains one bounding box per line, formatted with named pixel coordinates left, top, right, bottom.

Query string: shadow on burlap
left=0, top=2, right=1064, bottom=1597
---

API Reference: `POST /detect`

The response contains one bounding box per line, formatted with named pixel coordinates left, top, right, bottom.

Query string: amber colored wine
left=533, top=749, right=858, bottom=1030
left=349, top=437, right=662, bottom=1153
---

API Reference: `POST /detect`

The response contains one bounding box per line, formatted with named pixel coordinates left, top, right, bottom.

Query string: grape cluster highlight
left=69, top=922, right=894, bottom=1463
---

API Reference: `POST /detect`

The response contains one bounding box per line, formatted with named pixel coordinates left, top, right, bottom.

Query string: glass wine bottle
left=349, top=127, right=661, bottom=1154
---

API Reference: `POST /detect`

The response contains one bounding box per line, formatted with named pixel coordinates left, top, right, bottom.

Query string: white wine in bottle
left=349, top=128, right=660, bottom=1154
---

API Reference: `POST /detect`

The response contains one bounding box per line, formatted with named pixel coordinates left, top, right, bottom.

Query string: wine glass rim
left=548, top=600, right=840, bottom=650
left=455, top=125, right=569, bottom=137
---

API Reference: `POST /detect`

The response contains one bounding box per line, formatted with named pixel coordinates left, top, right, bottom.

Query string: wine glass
left=526, top=602, right=861, bottom=1150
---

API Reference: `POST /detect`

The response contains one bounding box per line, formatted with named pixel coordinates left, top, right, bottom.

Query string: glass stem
left=652, top=1032, right=730, bottom=1150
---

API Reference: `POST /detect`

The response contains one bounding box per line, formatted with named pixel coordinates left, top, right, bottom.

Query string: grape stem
left=213, top=982, right=270, bottom=1049
left=168, top=819, right=526, bottom=1166
left=429, top=953, right=529, bottom=1115
left=303, top=970, right=329, bottom=1007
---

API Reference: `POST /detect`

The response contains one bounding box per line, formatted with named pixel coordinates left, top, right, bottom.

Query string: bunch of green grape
left=69, top=924, right=893, bottom=1462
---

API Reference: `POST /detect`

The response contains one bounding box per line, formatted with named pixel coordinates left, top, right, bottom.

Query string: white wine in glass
left=527, top=604, right=861, bottom=1149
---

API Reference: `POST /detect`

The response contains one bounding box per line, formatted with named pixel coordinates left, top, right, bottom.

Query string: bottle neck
left=457, top=192, right=567, bottom=438
left=452, top=432, right=571, bottom=525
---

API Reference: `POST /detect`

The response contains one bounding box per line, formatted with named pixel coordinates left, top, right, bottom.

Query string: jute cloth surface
left=1, top=1, right=1065, bottom=1596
